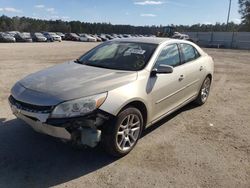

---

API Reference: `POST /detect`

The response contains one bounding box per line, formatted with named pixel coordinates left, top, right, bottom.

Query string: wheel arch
left=207, top=73, right=213, bottom=82
left=119, top=100, right=148, bottom=129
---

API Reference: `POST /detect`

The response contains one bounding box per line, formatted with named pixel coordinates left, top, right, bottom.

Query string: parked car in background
left=90, top=34, right=102, bottom=42
left=0, top=32, right=16, bottom=42
left=32, top=32, right=47, bottom=42
left=43, top=32, right=62, bottom=42
left=172, top=32, right=193, bottom=42
left=7, top=31, right=20, bottom=37
left=56, top=32, right=65, bottom=40
left=105, top=34, right=114, bottom=40
left=79, top=34, right=97, bottom=42
left=65, top=33, right=80, bottom=41
left=98, top=34, right=108, bottom=41
left=14, top=32, right=33, bottom=42
left=123, top=34, right=132, bottom=38
left=9, top=38, right=214, bottom=157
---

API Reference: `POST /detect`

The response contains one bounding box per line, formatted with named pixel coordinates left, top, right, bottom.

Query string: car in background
left=65, top=33, right=80, bottom=41
left=90, top=34, right=102, bottom=42
left=79, top=34, right=97, bottom=42
left=56, top=32, right=65, bottom=40
left=172, top=32, right=193, bottom=42
left=32, top=32, right=47, bottom=42
left=98, top=34, right=108, bottom=41
left=9, top=38, right=214, bottom=157
left=105, top=34, right=114, bottom=40
left=14, top=32, right=33, bottom=42
left=7, top=31, right=20, bottom=37
left=0, top=32, right=16, bottom=42
left=43, top=32, right=62, bottom=42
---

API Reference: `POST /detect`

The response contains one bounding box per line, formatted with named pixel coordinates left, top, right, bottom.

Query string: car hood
left=17, top=61, right=137, bottom=104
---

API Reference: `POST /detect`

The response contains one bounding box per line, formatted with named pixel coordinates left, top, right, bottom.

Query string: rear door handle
left=179, top=75, right=184, bottom=81
left=200, top=66, right=204, bottom=71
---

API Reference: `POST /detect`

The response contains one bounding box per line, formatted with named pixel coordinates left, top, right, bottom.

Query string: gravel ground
left=0, top=42, right=250, bottom=188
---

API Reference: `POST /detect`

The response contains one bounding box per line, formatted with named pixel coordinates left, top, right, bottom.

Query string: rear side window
left=155, top=44, right=180, bottom=67
left=180, top=44, right=200, bottom=63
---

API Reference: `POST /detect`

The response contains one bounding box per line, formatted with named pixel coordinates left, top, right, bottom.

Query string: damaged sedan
left=9, top=38, right=214, bottom=157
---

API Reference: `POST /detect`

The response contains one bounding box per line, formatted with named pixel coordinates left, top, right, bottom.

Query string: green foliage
left=0, top=15, right=245, bottom=34
left=239, top=0, right=250, bottom=30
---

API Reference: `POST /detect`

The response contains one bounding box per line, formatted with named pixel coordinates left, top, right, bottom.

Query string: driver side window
left=155, top=44, right=180, bottom=68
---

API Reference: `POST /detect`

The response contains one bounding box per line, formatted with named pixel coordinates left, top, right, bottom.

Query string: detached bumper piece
left=16, top=112, right=71, bottom=140
left=9, top=95, right=112, bottom=147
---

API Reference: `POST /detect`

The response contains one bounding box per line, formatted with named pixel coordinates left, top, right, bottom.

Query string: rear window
left=155, top=44, right=180, bottom=67
left=180, top=43, right=199, bottom=62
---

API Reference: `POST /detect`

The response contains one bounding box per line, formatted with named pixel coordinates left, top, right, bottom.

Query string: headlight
left=50, top=93, right=107, bottom=118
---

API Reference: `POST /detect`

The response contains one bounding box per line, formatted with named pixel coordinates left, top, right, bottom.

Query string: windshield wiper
left=85, top=63, right=111, bottom=69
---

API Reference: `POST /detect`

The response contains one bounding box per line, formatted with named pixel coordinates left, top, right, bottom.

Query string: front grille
left=9, top=95, right=53, bottom=114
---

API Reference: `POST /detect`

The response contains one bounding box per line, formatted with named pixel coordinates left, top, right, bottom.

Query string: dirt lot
left=0, top=42, right=250, bottom=188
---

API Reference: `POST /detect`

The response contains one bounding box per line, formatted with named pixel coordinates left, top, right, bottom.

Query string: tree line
left=0, top=8, right=249, bottom=35
left=0, top=15, right=246, bottom=35
left=239, top=0, right=250, bottom=30
left=0, top=1, right=249, bottom=34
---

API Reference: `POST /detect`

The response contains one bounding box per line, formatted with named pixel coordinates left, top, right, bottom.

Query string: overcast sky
left=0, top=0, right=242, bottom=26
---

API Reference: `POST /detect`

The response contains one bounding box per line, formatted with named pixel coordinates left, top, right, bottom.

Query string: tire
left=194, top=76, right=211, bottom=105
left=101, top=107, right=143, bottom=157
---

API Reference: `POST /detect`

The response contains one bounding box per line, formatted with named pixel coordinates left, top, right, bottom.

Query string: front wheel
left=194, top=76, right=211, bottom=105
left=101, top=107, right=143, bottom=157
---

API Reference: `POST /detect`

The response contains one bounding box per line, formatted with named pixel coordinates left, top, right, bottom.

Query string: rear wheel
left=194, top=76, right=211, bottom=105
left=101, top=107, right=143, bottom=157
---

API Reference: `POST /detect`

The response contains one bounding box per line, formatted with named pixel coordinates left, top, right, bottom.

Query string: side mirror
left=151, top=64, right=174, bottom=76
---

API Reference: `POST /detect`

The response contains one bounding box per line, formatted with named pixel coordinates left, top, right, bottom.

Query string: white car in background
left=172, top=32, right=193, bottom=42
left=79, top=34, right=97, bottom=42
left=90, top=34, right=102, bottom=42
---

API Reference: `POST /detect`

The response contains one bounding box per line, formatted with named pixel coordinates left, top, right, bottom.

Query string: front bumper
left=53, top=37, right=62, bottom=42
left=9, top=95, right=112, bottom=146
left=9, top=101, right=71, bottom=140
left=37, top=38, right=47, bottom=42
left=15, top=111, right=71, bottom=140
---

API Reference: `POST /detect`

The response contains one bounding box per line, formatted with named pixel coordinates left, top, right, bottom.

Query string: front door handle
left=179, top=75, right=184, bottom=81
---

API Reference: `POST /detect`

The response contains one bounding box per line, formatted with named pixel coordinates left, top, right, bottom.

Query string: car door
left=149, top=43, right=188, bottom=121
left=178, top=43, right=205, bottom=100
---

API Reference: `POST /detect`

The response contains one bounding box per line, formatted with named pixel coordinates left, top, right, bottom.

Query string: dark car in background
left=65, top=33, right=80, bottom=41
left=32, top=32, right=47, bottom=42
left=0, top=32, right=16, bottom=42
left=98, top=34, right=108, bottom=41
left=43, top=32, right=62, bottom=42
left=14, top=32, right=33, bottom=42
left=105, top=34, right=114, bottom=40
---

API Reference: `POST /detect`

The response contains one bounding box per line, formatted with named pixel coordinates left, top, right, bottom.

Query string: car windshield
left=77, top=41, right=157, bottom=71
left=35, top=33, right=44, bottom=37
left=18, top=33, right=30, bottom=38
left=1, top=33, right=11, bottom=37
left=71, top=33, right=79, bottom=37
left=79, top=34, right=86, bottom=37
left=49, top=33, right=57, bottom=36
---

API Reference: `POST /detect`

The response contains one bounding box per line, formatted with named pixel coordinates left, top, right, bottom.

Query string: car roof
left=112, top=37, right=171, bottom=44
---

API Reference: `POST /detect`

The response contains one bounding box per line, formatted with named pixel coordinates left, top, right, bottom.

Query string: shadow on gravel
left=142, top=103, right=198, bottom=137
left=0, top=119, right=116, bottom=187
left=0, top=103, right=198, bottom=187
